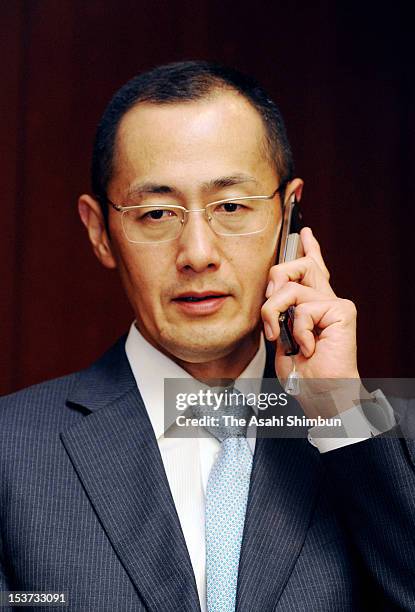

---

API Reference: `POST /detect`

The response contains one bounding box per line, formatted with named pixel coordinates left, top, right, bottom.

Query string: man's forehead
left=117, top=91, right=267, bottom=147
left=112, top=92, right=275, bottom=195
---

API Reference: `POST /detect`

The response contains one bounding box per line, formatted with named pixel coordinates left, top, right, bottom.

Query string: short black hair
left=91, top=61, right=294, bottom=218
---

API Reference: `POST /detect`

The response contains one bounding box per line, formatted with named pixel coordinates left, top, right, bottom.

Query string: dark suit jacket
left=1, top=336, right=415, bottom=611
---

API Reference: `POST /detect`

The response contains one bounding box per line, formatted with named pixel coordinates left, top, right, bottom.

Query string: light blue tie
left=194, top=391, right=253, bottom=611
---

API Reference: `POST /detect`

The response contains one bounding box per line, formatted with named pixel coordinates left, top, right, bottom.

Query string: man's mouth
left=174, top=293, right=227, bottom=303
left=172, top=292, right=230, bottom=314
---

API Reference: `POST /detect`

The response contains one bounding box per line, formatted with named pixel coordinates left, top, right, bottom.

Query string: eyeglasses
left=106, top=183, right=285, bottom=244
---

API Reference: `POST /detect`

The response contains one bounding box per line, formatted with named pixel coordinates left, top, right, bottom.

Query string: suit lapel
left=236, top=340, right=322, bottom=610
left=236, top=437, right=321, bottom=610
left=61, top=337, right=200, bottom=612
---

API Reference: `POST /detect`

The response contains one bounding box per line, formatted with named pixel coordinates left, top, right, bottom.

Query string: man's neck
left=175, top=330, right=261, bottom=383
left=135, top=322, right=262, bottom=383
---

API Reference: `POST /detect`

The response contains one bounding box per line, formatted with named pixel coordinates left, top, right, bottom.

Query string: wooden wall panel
left=0, top=1, right=24, bottom=392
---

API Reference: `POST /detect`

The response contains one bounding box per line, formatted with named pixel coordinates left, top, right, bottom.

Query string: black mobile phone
left=275, top=195, right=304, bottom=356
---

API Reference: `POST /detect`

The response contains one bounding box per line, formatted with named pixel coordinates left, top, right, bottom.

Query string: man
left=1, top=61, right=414, bottom=611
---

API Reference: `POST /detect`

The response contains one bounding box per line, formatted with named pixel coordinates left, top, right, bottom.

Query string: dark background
left=1, top=0, right=414, bottom=395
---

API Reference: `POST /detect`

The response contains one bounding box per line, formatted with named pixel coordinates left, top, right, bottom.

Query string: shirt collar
left=125, top=322, right=266, bottom=440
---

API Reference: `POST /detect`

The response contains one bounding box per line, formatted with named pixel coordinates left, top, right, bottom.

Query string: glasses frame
left=105, top=182, right=287, bottom=244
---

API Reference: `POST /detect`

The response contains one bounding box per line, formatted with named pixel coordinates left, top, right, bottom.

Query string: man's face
left=106, top=92, right=282, bottom=363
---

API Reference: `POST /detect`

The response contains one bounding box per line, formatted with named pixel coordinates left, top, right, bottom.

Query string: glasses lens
left=208, top=198, right=273, bottom=236
left=121, top=206, right=183, bottom=243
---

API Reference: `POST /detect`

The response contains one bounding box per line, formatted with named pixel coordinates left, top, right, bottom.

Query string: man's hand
left=261, top=228, right=360, bottom=416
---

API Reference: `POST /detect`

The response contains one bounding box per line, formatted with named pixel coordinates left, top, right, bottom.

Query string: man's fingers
left=290, top=300, right=355, bottom=358
left=300, top=227, right=331, bottom=281
left=292, top=304, right=316, bottom=358
left=261, top=282, right=332, bottom=340
left=266, top=254, right=335, bottom=298
left=262, top=283, right=356, bottom=351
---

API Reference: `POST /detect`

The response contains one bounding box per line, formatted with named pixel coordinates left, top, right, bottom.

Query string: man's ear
left=285, top=177, right=304, bottom=203
left=78, top=195, right=117, bottom=269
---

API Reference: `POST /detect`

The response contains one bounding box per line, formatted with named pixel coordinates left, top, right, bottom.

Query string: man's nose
left=175, top=210, right=221, bottom=273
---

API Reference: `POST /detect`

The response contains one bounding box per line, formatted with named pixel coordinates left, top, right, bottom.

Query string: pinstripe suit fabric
left=1, top=336, right=415, bottom=610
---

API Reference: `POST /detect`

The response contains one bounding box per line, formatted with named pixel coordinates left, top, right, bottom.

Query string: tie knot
left=191, top=387, right=252, bottom=441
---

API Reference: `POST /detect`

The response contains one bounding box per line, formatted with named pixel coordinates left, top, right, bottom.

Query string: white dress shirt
left=125, top=324, right=264, bottom=610
left=124, top=323, right=391, bottom=610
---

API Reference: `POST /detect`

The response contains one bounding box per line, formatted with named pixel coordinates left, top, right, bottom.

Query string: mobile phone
left=275, top=195, right=304, bottom=356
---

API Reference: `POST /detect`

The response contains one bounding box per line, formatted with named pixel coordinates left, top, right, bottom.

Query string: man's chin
left=163, top=338, right=237, bottom=363
left=157, top=326, right=250, bottom=364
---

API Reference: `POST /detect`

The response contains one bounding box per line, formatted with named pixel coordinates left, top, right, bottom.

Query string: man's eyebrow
left=126, top=182, right=177, bottom=197
left=200, top=174, right=259, bottom=191
left=126, top=174, right=259, bottom=198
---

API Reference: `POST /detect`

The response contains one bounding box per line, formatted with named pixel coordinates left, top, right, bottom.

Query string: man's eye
left=136, top=208, right=177, bottom=221
left=216, top=202, right=245, bottom=213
